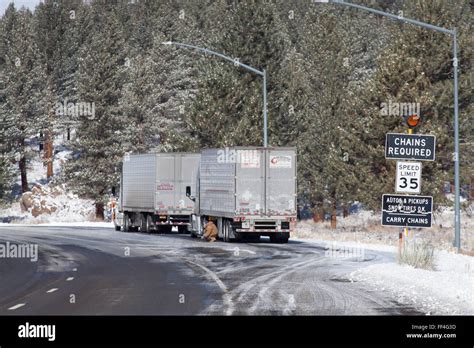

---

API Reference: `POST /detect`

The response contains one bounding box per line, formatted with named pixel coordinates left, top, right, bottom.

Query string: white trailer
left=190, top=147, right=297, bottom=243
left=119, top=152, right=200, bottom=233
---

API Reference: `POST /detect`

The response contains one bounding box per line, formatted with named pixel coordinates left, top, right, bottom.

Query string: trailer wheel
left=123, top=213, right=130, bottom=232
left=223, top=220, right=234, bottom=242
left=222, top=220, right=237, bottom=243
left=140, top=213, right=149, bottom=233
left=147, top=215, right=154, bottom=233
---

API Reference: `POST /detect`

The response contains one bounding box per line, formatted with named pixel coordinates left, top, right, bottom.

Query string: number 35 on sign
left=395, top=161, right=422, bottom=194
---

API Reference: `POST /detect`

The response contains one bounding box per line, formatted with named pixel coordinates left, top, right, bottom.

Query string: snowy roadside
left=294, top=209, right=474, bottom=252
left=0, top=137, right=97, bottom=225
left=297, top=238, right=473, bottom=315
left=348, top=252, right=474, bottom=315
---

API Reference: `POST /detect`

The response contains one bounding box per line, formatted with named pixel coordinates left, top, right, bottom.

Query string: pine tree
left=0, top=4, right=46, bottom=193
left=293, top=5, right=386, bottom=224
left=184, top=0, right=292, bottom=149
left=63, top=2, right=127, bottom=218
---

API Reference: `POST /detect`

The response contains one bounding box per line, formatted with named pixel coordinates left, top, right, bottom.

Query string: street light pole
left=320, top=0, right=462, bottom=252
left=263, top=69, right=268, bottom=148
left=162, top=41, right=268, bottom=147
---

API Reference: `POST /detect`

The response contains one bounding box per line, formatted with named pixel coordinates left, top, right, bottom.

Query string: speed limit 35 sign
left=395, top=161, right=421, bottom=194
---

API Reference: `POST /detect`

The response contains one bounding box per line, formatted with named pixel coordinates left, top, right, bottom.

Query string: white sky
left=1, top=0, right=40, bottom=16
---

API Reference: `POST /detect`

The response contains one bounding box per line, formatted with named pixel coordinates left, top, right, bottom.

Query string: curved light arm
left=162, top=41, right=264, bottom=76
left=162, top=40, right=268, bottom=147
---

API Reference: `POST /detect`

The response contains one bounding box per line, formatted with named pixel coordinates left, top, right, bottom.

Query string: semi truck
left=118, top=152, right=200, bottom=233
left=189, top=147, right=297, bottom=243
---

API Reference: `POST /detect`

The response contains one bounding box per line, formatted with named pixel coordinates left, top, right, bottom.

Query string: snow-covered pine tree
left=0, top=68, right=15, bottom=202
left=185, top=0, right=291, bottom=149
left=0, top=4, right=46, bottom=193
left=294, top=4, right=388, bottom=225
left=0, top=10, right=13, bottom=201
left=63, top=2, right=127, bottom=219
left=119, top=0, right=201, bottom=153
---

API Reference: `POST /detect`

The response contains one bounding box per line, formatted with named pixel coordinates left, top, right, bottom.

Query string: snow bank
left=1, top=137, right=96, bottom=225
left=349, top=250, right=474, bottom=315
left=0, top=185, right=95, bottom=224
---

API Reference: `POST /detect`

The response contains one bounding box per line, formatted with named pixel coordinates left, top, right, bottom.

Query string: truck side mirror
left=186, top=186, right=195, bottom=202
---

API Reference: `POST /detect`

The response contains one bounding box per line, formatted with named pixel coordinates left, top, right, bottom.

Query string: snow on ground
left=294, top=237, right=397, bottom=253
left=299, top=238, right=473, bottom=315
left=348, top=250, right=474, bottom=315
left=0, top=191, right=96, bottom=224
left=294, top=207, right=474, bottom=253
left=0, top=135, right=96, bottom=224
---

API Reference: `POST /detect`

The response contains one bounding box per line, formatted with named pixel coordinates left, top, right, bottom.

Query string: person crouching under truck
left=202, top=219, right=218, bottom=242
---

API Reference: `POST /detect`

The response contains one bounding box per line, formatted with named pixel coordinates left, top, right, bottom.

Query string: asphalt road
left=0, top=225, right=420, bottom=315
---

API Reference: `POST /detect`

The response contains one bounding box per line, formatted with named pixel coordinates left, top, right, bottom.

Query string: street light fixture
left=316, top=0, right=462, bottom=251
left=162, top=41, right=268, bottom=148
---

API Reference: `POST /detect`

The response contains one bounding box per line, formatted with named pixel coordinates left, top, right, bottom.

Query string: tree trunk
left=343, top=205, right=349, bottom=218
left=95, top=202, right=104, bottom=220
left=19, top=155, right=28, bottom=193
left=312, top=205, right=323, bottom=223
left=330, top=201, right=337, bottom=229
left=67, top=128, right=71, bottom=141
left=45, top=130, right=53, bottom=178
left=313, top=211, right=324, bottom=223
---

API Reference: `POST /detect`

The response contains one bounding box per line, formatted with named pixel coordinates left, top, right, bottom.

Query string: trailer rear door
left=235, top=149, right=264, bottom=215
left=155, top=155, right=176, bottom=212
left=265, top=149, right=297, bottom=216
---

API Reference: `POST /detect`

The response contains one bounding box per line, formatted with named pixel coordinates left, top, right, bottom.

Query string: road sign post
left=383, top=131, right=436, bottom=257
